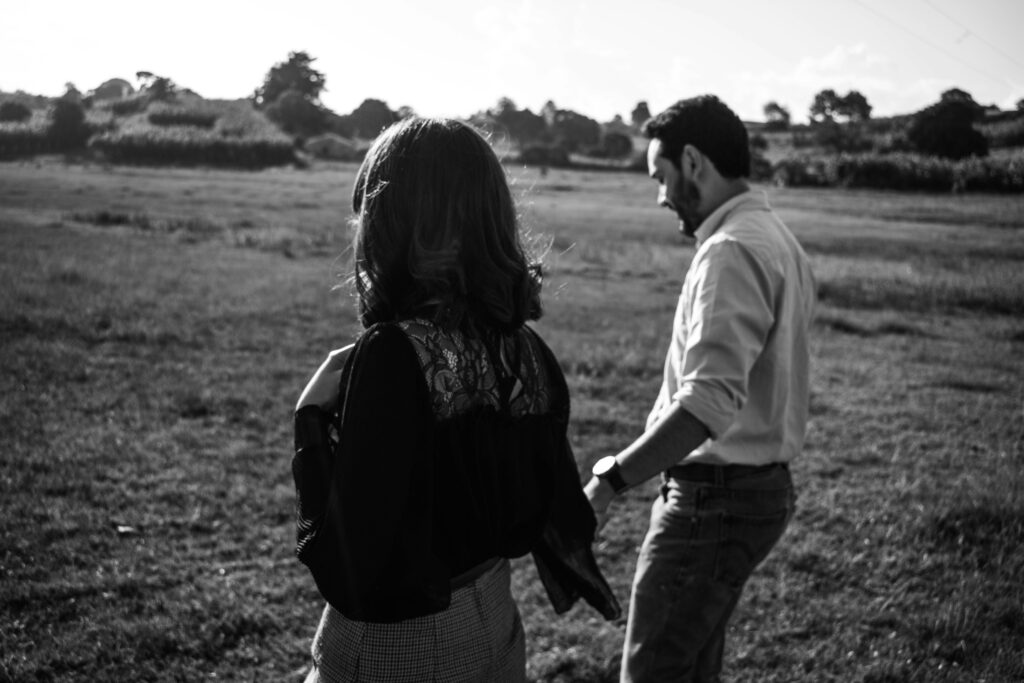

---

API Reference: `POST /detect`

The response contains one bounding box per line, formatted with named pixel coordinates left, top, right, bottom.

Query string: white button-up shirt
left=647, top=190, right=816, bottom=466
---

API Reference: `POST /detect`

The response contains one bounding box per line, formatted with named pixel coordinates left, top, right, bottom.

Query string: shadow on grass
left=814, top=312, right=933, bottom=338
left=926, top=505, right=1024, bottom=568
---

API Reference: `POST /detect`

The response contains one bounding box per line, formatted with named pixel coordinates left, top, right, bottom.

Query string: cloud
left=725, top=44, right=901, bottom=121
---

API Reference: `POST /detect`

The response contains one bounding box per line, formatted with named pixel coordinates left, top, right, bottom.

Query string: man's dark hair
left=351, top=117, right=542, bottom=332
left=642, top=95, right=750, bottom=178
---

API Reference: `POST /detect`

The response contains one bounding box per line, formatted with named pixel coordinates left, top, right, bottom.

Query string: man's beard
left=673, top=177, right=703, bottom=238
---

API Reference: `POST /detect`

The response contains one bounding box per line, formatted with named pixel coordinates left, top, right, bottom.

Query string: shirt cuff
left=673, top=383, right=737, bottom=439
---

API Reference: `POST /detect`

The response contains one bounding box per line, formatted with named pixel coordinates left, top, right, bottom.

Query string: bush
left=48, top=99, right=90, bottom=149
left=772, top=156, right=830, bottom=187
left=907, top=99, right=988, bottom=159
left=0, top=101, right=32, bottom=123
left=518, top=144, right=570, bottom=168
left=750, top=154, right=773, bottom=182
left=811, top=120, right=873, bottom=153
left=600, top=131, right=633, bottom=159
left=264, top=90, right=326, bottom=139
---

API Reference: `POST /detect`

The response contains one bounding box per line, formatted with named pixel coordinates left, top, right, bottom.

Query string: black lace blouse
left=293, top=320, right=620, bottom=623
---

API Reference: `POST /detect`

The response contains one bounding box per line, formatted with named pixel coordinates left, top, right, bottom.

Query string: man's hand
left=295, top=344, right=355, bottom=412
left=584, top=475, right=617, bottom=533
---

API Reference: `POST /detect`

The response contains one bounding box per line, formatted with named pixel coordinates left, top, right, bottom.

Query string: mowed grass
left=1, top=158, right=1022, bottom=682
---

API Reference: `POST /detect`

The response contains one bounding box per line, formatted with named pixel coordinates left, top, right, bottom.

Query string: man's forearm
left=585, top=402, right=712, bottom=518
left=617, top=402, right=711, bottom=489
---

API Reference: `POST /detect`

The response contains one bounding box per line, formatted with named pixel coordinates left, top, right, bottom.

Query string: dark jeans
left=621, top=464, right=795, bottom=683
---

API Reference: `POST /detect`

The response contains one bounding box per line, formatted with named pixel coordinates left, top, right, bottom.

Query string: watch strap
left=596, top=457, right=628, bottom=494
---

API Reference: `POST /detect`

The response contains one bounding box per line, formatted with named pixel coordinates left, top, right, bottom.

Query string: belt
left=664, top=462, right=787, bottom=484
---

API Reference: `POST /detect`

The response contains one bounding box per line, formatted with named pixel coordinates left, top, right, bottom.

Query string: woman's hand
left=584, top=476, right=616, bottom=533
left=295, top=344, right=355, bottom=412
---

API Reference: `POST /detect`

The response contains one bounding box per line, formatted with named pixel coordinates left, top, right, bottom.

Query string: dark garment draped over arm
left=293, top=323, right=620, bottom=623
left=294, top=326, right=447, bottom=622
left=527, top=329, right=621, bottom=621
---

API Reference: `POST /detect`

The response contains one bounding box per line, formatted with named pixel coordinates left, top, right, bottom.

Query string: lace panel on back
left=396, top=319, right=553, bottom=421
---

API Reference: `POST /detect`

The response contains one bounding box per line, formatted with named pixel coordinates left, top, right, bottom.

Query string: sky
left=2, top=0, right=1022, bottom=124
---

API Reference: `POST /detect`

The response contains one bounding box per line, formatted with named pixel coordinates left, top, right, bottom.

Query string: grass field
left=1, top=157, right=1022, bottom=682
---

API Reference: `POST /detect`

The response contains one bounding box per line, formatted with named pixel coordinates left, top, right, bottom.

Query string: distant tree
left=837, top=90, right=872, bottom=122
left=809, top=89, right=842, bottom=123
left=490, top=98, right=546, bottom=143
left=349, top=99, right=398, bottom=138
left=938, top=87, right=985, bottom=121
left=630, top=101, right=651, bottom=130
left=601, top=131, right=633, bottom=158
left=603, top=114, right=632, bottom=136
left=907, top=96, right=988, bottom=159
left=940, top=87, right=974, bottom=105
left=812, top=119, right=872, bottom=153
left=1017, top=98, right=1024, bottom=112
left=763, top=101, right=791, bottom=131
left=396, top=105, right=416, bottom=120
left=0, top=101, right=32, bottom=123
left=135, top=72, right=177, bottom=102
left=490, top=97, right=518, bottom=118
left=551, top=108, right=601, bottom=152
left=48, top=99, right=89, bottom=148
left=254, top=51, right=326, bottom=107
left=808, top=89, right=873, bottom=151
left=63, top=82, right=83, bottom=104
left=541, top=100, right=558, bottom=126
left=323, top=110, right=356, bottom=139
left=264, top=89, right=327, bottom=139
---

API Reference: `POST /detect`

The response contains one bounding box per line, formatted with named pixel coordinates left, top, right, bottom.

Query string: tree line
left=760, top=87, right=1023, bottom=161
left=3, top=49, right=1023, bottom=180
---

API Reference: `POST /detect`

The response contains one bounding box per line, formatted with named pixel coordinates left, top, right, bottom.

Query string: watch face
left=593, top=456, right=616, bottom=476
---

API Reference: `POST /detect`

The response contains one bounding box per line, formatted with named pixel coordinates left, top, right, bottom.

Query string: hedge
left=0, top=125, right=56, bottom=158
left=773, top=153, right=1024, bottom=193
left=89, top=128, right=296, bottom=168
left=147, top=104, right=219, bottom=129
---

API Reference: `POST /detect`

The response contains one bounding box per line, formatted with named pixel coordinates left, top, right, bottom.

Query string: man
left=585, top=95, right=816, bottom=682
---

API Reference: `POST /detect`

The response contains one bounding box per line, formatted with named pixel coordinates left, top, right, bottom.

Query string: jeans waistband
left=664, top=462, right=788, bottom=485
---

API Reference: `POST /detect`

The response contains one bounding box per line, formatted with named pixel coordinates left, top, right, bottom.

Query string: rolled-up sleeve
left=674, top=239, right=775, bottom=438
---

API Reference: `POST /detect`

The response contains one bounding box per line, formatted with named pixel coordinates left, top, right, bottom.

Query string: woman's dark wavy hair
left=350, top=117, right=542, bottom=332
left=641, top=95, right=750, bottom=179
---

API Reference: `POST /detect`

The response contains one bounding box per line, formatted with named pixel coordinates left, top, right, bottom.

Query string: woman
left=292, top=117, right=619, bottom=682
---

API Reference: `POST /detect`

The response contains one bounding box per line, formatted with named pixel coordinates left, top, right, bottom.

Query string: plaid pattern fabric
left=305, top=560, right=525, bottom=682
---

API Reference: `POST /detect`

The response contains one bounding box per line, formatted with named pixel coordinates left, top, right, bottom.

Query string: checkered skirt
left=304, top=559, right=525, bottom=682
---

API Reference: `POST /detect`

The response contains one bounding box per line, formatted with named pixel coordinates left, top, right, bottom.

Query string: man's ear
left=681, top=144, right=702, bottom=176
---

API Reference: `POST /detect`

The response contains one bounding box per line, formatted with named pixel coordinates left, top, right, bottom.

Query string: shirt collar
left=693, top=190, right=769, bottom=245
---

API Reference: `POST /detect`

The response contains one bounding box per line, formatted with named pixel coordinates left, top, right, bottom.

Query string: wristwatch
left=592, top=456, right=628, bottom=494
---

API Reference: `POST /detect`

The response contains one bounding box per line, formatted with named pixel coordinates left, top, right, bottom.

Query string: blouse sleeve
left=526, top=328, right=622, bottom=621
left=323, top=324, right=448, bottom=622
